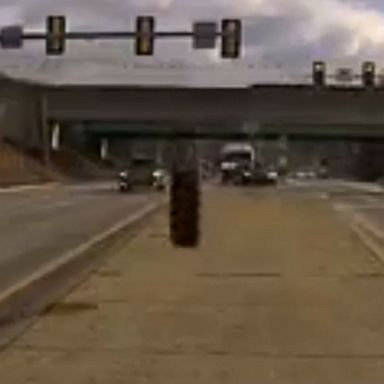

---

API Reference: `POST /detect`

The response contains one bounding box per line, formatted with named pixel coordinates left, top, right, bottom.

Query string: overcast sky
left=0, top=0, right=383, bottom=85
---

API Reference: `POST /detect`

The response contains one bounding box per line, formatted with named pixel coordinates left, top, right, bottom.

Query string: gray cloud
left=1, top=0, right=384, bottom=84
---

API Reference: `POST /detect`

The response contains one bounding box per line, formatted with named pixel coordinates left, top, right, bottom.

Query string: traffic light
left=46, top=16, right=66, bottom=55
left=136, top=16, right=155, bottom=56
left=221, top=19, right=242, bottom=59
left=313, top=61, right=326, bottom=87
left=362, top=61, right=375, bottom=88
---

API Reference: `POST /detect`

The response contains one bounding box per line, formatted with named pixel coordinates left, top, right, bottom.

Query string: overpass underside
left=45, top=85, right=384, bottom=125
left=43, top=84, right=384, bottom=141
left=82, top=122, right=384, bottom=142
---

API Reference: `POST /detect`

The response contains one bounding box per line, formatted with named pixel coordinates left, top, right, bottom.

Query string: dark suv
left=118, top=157, right=166, bottom=192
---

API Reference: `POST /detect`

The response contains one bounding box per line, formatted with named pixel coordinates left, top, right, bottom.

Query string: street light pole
left=41, top=95, right=51, bottom=169
left=0, top=102, right=5, bottom=142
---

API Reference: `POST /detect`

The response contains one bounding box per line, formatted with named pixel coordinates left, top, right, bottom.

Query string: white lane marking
left=348, top=210, right=384, bottom=265
left=0, top=202, right=161, bottom=304
left=361, top=194, right=383, bottom=205
left=339, top=181, right=384, bottom=194
left=0, top=183, right=58, bottom=195
left=350, top=222, right=384, bottom=265
left=333, top=202, right=351, bottom=213
left=63, top=182, right=115, bottom=192
left=54, top=200, right=76, bottom=209
left=351, top=211, right=384, bottom=242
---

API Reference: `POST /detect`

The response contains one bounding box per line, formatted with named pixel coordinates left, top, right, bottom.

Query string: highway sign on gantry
left=0, top=25, right=23, bottom=48
left=335, top=67, right=354, bottom=83
left=193, top=22, right=217, bottom=49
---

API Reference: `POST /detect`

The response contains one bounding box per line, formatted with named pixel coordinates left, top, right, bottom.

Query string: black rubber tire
left=154, top=184, right=166, bottom=192
left=119, top=185, right=129, bottom=193
left=170, top=169, right=200, bottom=248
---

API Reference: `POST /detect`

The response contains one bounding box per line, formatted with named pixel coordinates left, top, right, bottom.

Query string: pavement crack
left=41, top=301, right=99, bottom=317
left=196, top=272, right=282, bottom=279
left=97, top=270, right=122, bottom=278
left=351, top=272, right=384, bottom=278
left=10, top=345, right=384, bottom=360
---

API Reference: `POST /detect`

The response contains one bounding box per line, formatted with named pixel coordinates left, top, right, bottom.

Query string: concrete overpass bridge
left=44, top=84, right=384, bottom=130
left=3, top=74, right=384, bottom=151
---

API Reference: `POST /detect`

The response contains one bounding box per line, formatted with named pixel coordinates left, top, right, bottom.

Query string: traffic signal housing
left=362, top=61, right=375, bottom=88
left=221, top=19, right=242, bottom=59
left=136, top=16, right=155, bottom=56
left=46, top=16, right=66, bottom=55
left=313, top=61, right=326, bottom=87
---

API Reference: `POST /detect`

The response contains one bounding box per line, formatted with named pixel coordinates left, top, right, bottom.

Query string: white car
left=295, top=169, right=316, bottom=180
left=266, top=170, right=278, bottom=181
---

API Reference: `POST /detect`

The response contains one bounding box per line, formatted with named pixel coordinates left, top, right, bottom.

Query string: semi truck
left=220, top=143, right=256, bottom=184
left=220, top=143, right=277, bottom=186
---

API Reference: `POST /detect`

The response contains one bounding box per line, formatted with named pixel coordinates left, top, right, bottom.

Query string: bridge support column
left=41, top=96, right=51, bottom=169
left=51, top=123, right=61, bottom=151
left=100, top=138, right=109, bottom=161
left=277, top=135, right=289, bottom=177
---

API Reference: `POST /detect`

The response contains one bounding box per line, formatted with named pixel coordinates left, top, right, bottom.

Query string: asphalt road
left=305, top=179, right=384, bottom=232
left=4, top=184, right=384, bottom=383
left=0, top=182, right=158, bottom=292
left=281, top=178, right=384, bottom=195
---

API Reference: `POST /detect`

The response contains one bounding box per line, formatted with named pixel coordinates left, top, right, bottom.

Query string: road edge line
left=0, top=200, right=164, bottom=348
left=0, top=182, right=59, bottom=194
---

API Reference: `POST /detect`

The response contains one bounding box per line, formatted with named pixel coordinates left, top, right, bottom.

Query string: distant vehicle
left=318, top=159, right=330, bottom=179
left=200, top=160, right=214, bottom=180
left=239, top=164, right=277, bottom=186
left=118, top=157, right=167, bottom=192
left=294, top=167, right=317, bottom=180
left=220, top=143, right=256, bottom=184
left=266, top=166, right=279, bottom=182
left=317, top=166, right=329, bottom=179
